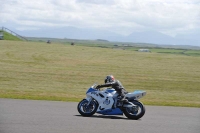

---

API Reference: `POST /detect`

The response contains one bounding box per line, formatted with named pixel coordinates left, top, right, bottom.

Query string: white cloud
left=0, top=0, right=199, bottom=36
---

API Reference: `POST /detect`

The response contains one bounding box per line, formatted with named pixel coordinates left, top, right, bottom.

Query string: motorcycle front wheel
left=123, top=100, right=145, bottom=120
left=77, top=99, right=98, bottom=117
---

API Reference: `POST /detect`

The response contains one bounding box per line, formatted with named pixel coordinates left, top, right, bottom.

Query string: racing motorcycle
left=77, top=84, right=146, bottom=120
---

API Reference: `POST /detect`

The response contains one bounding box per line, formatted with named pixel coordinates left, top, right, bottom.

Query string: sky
left=0, top=0, right=200, bottom=39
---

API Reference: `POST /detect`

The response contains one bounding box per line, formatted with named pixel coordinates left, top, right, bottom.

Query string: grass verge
left=0, top=40, right=200, bottom=107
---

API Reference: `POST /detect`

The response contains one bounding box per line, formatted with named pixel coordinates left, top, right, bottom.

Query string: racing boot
left=117, top=96, right=128, bottom=106
left=120, top=96, right=129, bottom=103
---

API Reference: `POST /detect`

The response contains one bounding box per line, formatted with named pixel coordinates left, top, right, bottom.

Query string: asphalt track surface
left=0, top=99, right=200, bottom=133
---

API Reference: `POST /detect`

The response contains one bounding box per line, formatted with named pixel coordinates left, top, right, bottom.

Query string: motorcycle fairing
left=86, top=88, right=96, bottom=94
left=97, top=108, right=123, bottom=115
left=105, top=88, right=116, bottom=95
left=86, top=88, right=116, bottom=112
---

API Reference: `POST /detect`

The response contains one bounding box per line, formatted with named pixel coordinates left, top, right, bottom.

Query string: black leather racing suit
left=98, top=80, right=127, bottom=97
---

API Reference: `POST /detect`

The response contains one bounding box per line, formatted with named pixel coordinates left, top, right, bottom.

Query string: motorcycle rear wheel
left=123, top=100, right=145, bottom=120
left=77, top=99, right=98, bottom=117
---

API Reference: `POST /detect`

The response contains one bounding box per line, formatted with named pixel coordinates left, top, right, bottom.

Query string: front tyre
left=123, top=100, right=145, bottom=120
left=77, top=99, right=98, bottom=117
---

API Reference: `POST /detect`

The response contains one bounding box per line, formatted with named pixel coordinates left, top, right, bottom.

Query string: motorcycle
left=77, top=84, right=146, bottom=120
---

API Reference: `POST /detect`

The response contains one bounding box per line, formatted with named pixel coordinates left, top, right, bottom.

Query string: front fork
left=85, top=97, right=92, bottom=106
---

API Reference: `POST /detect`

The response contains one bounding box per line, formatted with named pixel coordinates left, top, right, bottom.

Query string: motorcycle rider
left=96, top=75, right=128, bottom=103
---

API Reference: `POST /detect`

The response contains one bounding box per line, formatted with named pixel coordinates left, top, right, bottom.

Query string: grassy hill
left=0, top=30, right=22, bottom=41
left=0, top=40, right=200, bottom=107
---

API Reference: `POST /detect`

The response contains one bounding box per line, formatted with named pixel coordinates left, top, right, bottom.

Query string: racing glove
left=96, top=85, right=102, bottom=89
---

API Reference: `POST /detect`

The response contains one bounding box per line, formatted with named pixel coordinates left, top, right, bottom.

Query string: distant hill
left=15, top=26, right=200, bottom=46
left=96, top=39, right=109, bottom=42
left=124, top=31, right=175, bottom=44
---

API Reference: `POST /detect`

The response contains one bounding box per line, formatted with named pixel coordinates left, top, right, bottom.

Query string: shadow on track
left=75, top=115, right=139, bottom=120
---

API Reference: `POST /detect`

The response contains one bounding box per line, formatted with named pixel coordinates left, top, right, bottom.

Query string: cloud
left=76, top=0, right=116, bottom=5
left=0, top=0, right=199, bottom=36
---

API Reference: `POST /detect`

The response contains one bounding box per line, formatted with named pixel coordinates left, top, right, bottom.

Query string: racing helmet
left=104, top=75, right=115, bottom=83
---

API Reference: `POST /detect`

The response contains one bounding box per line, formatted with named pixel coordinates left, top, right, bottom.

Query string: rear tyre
left=123, top=100, right=145, bottom=120
left=77, top=99, right=98, bottom=117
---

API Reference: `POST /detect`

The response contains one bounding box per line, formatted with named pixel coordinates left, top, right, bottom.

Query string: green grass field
left=0, top=31, right=22, bottom=41
left=0, top=40, right=200, bottom=107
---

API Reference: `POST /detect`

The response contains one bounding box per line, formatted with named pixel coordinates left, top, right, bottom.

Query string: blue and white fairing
left=86, top=87, right=123, bottom=115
